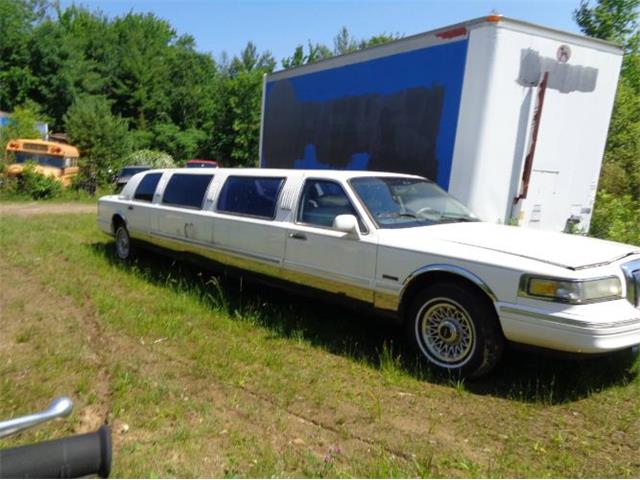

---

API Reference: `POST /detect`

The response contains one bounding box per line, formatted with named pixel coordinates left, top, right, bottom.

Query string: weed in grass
left=14, top=328, right=35, bottom=344
left=378, top=341, right=400, bottom=372
left=74, top=376, right=91, bottom=396
left=452, top=377, right=467, bottom=396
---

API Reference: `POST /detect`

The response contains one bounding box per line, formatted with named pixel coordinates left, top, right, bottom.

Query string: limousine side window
left=134, top=173, right=162, bottom=202
left=162, top=173, right=213, bottom=209
left=217, top=176, right=284, bottom=219
left=297, top=179, right=365, bottom=231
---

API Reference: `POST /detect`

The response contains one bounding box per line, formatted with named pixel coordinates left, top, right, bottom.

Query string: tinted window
left=162, top=173, right=213, bottom=209
left=134, top=173, right=162, bottom=202
left=217, top=176, right=284, bottom=218
left=15, top=152, right=64, bottom=169
left=297, top=180, right=360, bottom=228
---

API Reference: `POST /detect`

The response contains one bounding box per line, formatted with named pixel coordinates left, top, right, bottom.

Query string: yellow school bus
left=5, top=139, right=80, bottom=186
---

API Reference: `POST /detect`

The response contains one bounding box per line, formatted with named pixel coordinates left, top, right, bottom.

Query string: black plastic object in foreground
left=0, top=425, right=111, bottom=478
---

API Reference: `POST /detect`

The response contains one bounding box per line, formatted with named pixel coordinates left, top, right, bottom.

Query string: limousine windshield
left=351, top=176, right=478, bottom=228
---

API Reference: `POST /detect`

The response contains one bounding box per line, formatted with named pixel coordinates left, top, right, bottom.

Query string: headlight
left=519, top=275, right=623, bottom=304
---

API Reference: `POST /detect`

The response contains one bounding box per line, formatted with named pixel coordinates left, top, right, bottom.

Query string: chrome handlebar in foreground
left=0, top=396, right=73, bottom=439
left=0, top=397, right=112, bottom=478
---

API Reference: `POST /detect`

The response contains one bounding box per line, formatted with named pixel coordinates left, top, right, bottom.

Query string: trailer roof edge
left=267, top=15, right=623, bottom=82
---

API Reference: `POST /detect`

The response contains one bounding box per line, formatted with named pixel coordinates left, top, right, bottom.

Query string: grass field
left=0, top=206, right=639, bottom=477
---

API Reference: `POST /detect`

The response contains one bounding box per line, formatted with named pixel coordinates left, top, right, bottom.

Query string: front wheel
left=406, top=282, right=503, bottom=378
left=114, top=224, right=133, bottom=260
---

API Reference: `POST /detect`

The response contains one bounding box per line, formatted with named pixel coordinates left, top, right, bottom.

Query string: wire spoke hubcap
left=116, top=228, right=129, bottom=258
left=417, top=299, right=476, bottom=367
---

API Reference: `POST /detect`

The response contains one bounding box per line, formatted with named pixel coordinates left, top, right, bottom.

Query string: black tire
left=405, top=281, right=503, bottom=378
left=114, top=223, right=133, bottom=260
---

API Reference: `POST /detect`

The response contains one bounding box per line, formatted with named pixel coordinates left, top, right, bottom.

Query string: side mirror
left=333, top=214, right=361, bottom=239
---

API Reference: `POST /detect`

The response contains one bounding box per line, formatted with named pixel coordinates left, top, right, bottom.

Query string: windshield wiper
left=377, top=212, right=420, bottom=220
left=439, top=214, right=478, bottom=223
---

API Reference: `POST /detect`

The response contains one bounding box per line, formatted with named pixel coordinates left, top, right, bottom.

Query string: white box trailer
left=259, top=16, right=623, bottom=232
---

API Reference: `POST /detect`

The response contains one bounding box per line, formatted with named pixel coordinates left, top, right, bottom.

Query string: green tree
left=150, top=123, right=207, bottom=162
left=64, top=95, right=132, bottom=185
left=282, top=27, right=400, bottom=68
left=589, top=191, right=640, bottom=244
left=0, top=102, right=44, bottom=163
left=210, top=69, right=264, bottom=166
left=124, top=149, right=176, bottom=168
left=282, top=41, right=332, bottom=68
left=0, top=0, right=52, bottom=110
left=25, top=6, right=113, bottom=128
left=109, top=13, right=176, bottom=129
left=228, top=41, right=276, bottom=75
left=574, top=0, right=640, bottom=244
left=574, top=0, right=640, bottom=87
left=358, top=33, right=402, bottom=49
left=333, top=26, right=357, bottom=55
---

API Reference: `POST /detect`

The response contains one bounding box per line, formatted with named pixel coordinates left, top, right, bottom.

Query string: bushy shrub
left=590, top=190, right=640, bottom=246
left=11, top=163, right=62, bottom=199
left=124, top=149, right=176, bottom=168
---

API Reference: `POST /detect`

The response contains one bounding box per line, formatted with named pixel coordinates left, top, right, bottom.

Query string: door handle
left=289, top=232, right=307, bottom=241
left=127, top=205, right=134, bottom=210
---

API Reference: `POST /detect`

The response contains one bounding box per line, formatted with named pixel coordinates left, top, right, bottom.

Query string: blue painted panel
left=262, top=39, right=468, bottom=190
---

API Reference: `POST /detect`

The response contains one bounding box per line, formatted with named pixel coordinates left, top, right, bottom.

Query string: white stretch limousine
left=98, top=168, right=640, bottom=377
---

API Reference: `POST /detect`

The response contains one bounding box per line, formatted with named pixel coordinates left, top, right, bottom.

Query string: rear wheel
left=406, top=282, right=503, bottom=378
left=114, top=223, right=133, bottom=260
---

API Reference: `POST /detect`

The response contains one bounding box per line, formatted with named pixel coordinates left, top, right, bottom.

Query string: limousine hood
left=378, top=222, right=639, bottom=270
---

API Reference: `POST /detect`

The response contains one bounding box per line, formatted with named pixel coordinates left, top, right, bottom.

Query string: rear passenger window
left=134, top=173, right=162, bottom=202
left=298, top=180, right=362, bottom=229
left=217, top=176, right=284, bottom=219
left=162, top=174, right=213, bottom=209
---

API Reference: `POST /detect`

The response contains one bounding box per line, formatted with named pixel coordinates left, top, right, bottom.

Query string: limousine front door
left=283, top=226, right=376, bottom=303
left=283, top=179, right=376, bottom=303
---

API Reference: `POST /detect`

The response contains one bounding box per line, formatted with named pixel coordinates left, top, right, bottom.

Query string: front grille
left=621, top=260, right=640, bottom=307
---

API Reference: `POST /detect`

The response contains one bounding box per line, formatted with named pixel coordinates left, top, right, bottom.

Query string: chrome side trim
left=500, top=305, right=640, bottom=330
left=400, top=264, right=498, bottom=302
left=374, top=290, right=400, bottom=312
left=150, top=231, right=280, bottom=265
left=144, top=230, right=374, bottom=302
left=283, top=265, right=373, bottom=303
left=147, top=231, right=282, bottom=278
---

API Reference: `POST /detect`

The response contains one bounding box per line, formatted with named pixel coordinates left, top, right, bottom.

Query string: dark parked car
left=114, top=166, right=150, bottom=192
left=185, top=159, right=219, bottom=168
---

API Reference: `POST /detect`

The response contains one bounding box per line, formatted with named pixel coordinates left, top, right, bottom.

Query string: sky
left=58, top=0, right=584, bottom=67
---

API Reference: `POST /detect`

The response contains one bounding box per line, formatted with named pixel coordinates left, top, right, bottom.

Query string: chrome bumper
left=498, top=300, right=640, bottom=353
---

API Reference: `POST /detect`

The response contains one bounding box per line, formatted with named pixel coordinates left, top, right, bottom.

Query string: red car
left=185, top=159, right=219, bottom=168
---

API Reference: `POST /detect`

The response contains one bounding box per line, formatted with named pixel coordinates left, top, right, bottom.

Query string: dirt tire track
left=0, top=202, right=96, bottom=217
left=0, top=257, right=114, bottom=433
